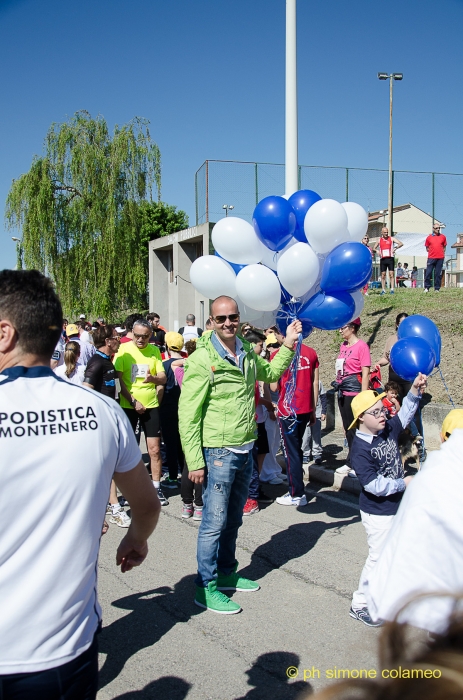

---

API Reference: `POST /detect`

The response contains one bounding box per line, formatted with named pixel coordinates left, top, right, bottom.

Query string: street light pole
left=285, top=0, right=298, bottom=195
left=378, top=72, right=403, bottom=237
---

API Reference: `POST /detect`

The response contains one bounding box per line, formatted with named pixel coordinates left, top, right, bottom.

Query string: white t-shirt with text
left=0, top=365, right=141, bottom=674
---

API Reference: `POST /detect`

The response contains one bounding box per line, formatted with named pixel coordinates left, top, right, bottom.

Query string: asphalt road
left=96, top=476, right=382, bottom=700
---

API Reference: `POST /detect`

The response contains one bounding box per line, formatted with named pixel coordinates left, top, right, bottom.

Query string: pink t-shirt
left=336, top=339, right=371, bottom=396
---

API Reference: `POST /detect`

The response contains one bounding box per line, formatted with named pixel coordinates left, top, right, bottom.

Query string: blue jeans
left=0, top=635, right=98, bottom=700
left=196, top=448, right=253, bottom=587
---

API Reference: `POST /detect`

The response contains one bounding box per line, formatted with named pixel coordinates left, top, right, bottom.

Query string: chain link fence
left=195, top=160, right=463, bottom=248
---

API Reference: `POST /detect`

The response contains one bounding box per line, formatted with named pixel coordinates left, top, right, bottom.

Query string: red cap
left=351, top=317, right=362, bottom=327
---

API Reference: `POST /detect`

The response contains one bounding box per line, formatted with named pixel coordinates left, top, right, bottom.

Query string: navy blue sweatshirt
left=350, top=392, right=419, bottom=516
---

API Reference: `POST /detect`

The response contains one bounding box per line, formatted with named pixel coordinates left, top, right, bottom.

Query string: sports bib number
left=131, top=364, right=149, bottom=382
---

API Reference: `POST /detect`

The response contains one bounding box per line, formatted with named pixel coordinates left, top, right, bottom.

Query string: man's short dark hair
left=124, top=313, right=141, bottom=332
left=0, top=270, right=62, bottom=357
left=92, top=324, right=115, bottom=349
left=76, top=320, right=87, bottom=330
left=146, top=312, right=160, bottom=322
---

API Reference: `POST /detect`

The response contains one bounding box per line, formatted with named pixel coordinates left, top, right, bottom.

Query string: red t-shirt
left=425, top=234, right=447, bottom=259
left=379, top=237, right=394, bottom=258
left=119, top=336, right=131, bottom=344
left=271, top=345, right=319, bottom=417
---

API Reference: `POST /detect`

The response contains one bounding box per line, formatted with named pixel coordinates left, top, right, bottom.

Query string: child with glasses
left=347, top=373, right=427, bottom=628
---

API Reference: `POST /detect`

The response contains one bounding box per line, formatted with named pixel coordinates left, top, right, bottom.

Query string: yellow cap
left=266, top=333, right=278, bottom=345
left=66, top=324, right=79, bottom=337
left=441, top=409, right=463, bottom=440
left=348, top=390, right=385, bottom=430
left=165, top=331, right=184, bottom=351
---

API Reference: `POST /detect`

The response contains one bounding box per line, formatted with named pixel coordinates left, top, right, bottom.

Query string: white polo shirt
left=0, top=365, right=141, bottom=674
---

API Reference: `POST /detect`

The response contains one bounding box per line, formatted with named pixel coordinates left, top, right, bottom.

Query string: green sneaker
left=217, top=562, right=260, bottom=592
left=195, top=580, right=241, bottom=615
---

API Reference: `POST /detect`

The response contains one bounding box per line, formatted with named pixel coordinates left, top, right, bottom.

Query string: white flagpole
left=285, top=0, right=298, bottom=195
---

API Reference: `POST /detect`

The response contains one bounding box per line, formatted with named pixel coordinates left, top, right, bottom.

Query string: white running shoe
left=276, top=492, right=307, bottom=507
left=109, top=509, right=131, bottom=528
left=348, top=469, right=357, bottom=478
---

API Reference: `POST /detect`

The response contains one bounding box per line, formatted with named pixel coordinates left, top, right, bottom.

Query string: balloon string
left=437, top=366, right=455, bottom=409
left=274, top=298, right=308, bottom=432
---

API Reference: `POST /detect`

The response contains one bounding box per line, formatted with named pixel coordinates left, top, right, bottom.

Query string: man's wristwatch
left=130, top=396, right=136, bottom=407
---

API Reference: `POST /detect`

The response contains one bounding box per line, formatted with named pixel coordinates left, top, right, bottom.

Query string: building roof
left=368, top=202, right=444, bottom=226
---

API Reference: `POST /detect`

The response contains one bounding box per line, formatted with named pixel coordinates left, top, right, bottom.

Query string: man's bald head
left=210, top=296, right=239, bottom=317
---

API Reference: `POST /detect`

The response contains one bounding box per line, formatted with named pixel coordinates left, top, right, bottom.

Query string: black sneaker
left=314, top=457, right=323, bottom=465
left=349, top=606, right=383, bottom=627
left=155, top=486, right=169, bottom=506
left=257, top=490, right=273, bottom=503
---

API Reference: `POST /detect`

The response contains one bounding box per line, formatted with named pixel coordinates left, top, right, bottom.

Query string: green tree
left=5, top=111, right=162, bottom=317
left=138, top=200, right=189, bottom=271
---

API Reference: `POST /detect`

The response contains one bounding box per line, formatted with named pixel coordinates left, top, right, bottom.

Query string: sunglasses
left=133, top=333, right=151, bottom=340
left=212, top=314, right=240, bottom=324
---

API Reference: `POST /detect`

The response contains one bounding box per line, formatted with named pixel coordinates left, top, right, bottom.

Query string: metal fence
left=195, top=160, right=463, bottom=246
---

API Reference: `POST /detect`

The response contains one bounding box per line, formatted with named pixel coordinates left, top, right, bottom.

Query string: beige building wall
left=148, top=223, right=214, bottom=332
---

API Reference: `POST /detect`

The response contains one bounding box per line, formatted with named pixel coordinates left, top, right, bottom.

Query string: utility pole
left=378, top=72, right=403, bottom=236
left=285, top=0, right=298, bottom=196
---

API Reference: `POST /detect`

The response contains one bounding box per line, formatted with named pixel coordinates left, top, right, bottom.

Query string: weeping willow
left=5, top=111, right=161, bottom=317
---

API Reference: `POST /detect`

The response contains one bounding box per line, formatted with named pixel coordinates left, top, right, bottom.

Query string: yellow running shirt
left=114, top=343, right=164, bottom=409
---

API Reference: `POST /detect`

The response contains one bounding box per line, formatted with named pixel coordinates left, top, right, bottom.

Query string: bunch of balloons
left=189, top=189, right=373, bottom=334
left=390, top=315, right=441, bottom=381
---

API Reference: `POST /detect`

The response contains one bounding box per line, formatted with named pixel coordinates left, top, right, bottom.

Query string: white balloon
left=342, top=202, right=369, bottom=242
left=236, top=264, right=281, bottom=311
left=236, top=297, right=264, bottom=322
left=189, top=255, right=236, bottom=299
left=277, top=242, right=319, bottom=298
left=212, top=217, right=262, bottom=265
left=350, top=290, right=365, bottom=321
left=259, top=237, right=297, bottom=271
left=304, top=199, right=350, bottom=254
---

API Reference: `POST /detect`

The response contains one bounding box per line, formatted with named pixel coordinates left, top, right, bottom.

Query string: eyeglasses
left=133, top=333, right=151, bottom=340
left=364, top=407, right=387, bottom=418
left=212, top=314, right=240, bottom=324
left=110, top=335, right=120, bottom=341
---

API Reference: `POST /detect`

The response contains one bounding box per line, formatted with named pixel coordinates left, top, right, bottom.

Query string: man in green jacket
left=179, top=295, right=301, bottom=614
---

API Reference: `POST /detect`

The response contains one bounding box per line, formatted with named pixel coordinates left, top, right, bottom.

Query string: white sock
left=153, top=480, right=160, bottom=488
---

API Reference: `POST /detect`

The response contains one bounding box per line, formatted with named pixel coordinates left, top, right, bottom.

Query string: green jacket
left=178, top=332, right=294, bottom=471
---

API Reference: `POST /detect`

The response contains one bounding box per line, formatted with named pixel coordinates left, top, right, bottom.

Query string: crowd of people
left=1, top=268, right=462, bottom=699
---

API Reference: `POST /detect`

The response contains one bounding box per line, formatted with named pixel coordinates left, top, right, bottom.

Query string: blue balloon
left=276, top=304, right=313, bottom=338
left=288, top=189, right=322, bottom=242
left=320, top=242, right=373, bottom=294
left=253, top=196, right=296, bottom=252
left=214, top=250, right=246, bottom=275
left=397, top=315, right=441, bottom=367
left=390, top=337, right=436, bottom=382
left=299, top=291, right=355, bottom=331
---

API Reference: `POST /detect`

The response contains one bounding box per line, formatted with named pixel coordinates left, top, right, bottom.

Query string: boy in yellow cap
left=348, top=372, right=427, bottom=627
left=441, top=409, right=463, bottom=442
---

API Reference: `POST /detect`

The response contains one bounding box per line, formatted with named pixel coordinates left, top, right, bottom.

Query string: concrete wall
left=148, top=223, right=214, bottom=331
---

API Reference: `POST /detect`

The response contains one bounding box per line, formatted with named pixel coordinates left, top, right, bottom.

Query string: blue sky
left=1, top=0, right=463, bottom=269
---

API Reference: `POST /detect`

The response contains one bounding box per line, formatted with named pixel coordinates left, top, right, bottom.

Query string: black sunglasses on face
left=212, top=314, right=240, bottom=324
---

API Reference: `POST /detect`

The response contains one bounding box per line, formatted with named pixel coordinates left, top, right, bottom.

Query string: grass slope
left=306, top=287, right=463, bottom=406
